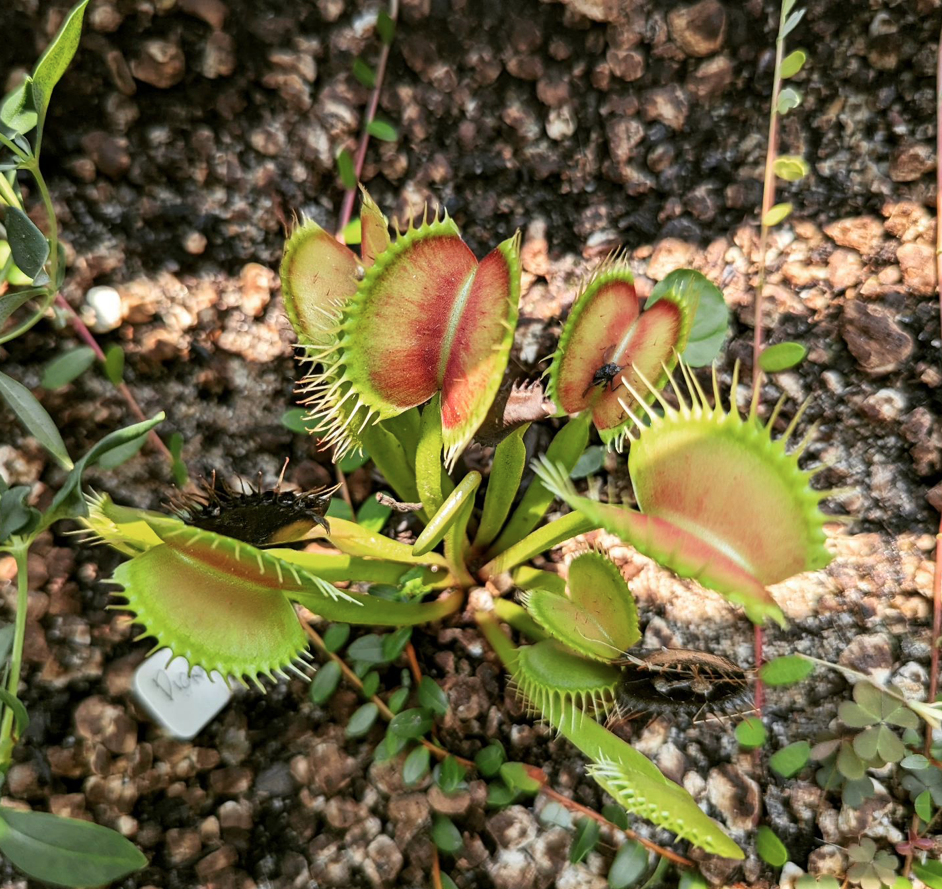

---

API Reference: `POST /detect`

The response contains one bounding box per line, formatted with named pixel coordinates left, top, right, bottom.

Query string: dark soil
left=1, top=0, right=941, bottom=887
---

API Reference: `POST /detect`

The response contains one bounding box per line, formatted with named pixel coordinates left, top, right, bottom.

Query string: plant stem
left=28, top=159, right=58, bottom=295
left=752, top=5, right=787, bottom=392
left=336, top=0, right=400, bottom=237
left=751, top=1, right=789, bottom=724
left=0, top=547, right=30, bottom=769
left=54, top=295, right=173, bottom=464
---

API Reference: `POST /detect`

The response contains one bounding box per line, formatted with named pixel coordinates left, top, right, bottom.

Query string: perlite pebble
left=85, top=285, right=123, bottom=332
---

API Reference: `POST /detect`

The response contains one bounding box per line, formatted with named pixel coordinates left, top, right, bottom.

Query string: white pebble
left=85, top=286, right=123, bottom=332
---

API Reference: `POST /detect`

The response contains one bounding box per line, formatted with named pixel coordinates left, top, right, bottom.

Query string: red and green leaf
left=281, top=219, right=359, bottom=349
left=547, top=258, right=698, bottom=449
left=304, top=210, right=522, bottom=464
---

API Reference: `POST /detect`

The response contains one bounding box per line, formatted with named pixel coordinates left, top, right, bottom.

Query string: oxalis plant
left=81, top=178, right=842, bottom=874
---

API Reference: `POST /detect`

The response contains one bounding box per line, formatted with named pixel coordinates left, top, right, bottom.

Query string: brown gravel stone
left=487, top=805, right=538, bottom=849
left=897, top=242, right=937, bottom=296
left=824, top=215, right=885, bottom=255
left=428, top=784, right=472, bottom=817
left=606, top=48, right=645, bottom=82
left=889, top=140, right=935, bottom=182
left=131, top=39, right=186, bottom=89
left=706, top=763, right=760, bottom=831
left=841, top=301, right=914, bottom=376
left=668, top=0, right=727, bottom=57
left=646, top=237, right=697, bottom=279
left=686, top=53, right=733, bottom=101
left=387, top=792, right=430, bottom=847
left=210, top=766, right=253, bottom=795
left=73, top=696, right=138, bottom=754
left=641, top=84, right=689, bottom=131
left=166, top=827, right=202, bottom=865
left=195, top=843, right=239, bottom=880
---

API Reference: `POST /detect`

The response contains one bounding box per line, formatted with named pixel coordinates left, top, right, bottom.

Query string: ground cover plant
left=1, top=1, right=942, bottom=888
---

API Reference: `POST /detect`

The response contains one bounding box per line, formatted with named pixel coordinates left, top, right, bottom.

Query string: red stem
left=55, top=294, right=173, bottom=463
left=336, top=0, right=400, bottom=237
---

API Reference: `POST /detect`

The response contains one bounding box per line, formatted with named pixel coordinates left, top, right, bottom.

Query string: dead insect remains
left=172, top=473, right=334, bottom=547
left=615, top=649, right=752, bottom=718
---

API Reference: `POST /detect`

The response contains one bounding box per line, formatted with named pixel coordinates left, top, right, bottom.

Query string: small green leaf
left=346, top=702, right=379, bottom=738
left=915, top=789, right=933, bottom=822
left=347, top=633, right=388, bottom=664
left=42, top=346, right=96, bottom=389
left=103, top=344, right=124, bottom=385
left=773, top=155, right=809, bottom=182
left=756, top=825, right=788, bottom=867
left=337, top=149, right=357, bottom=190
left=366, top=119, right=398, bottom=142
left=168, top=431, right=188, bottom=487
left=570, top=445, right=605, bottom=480
left=679, top=873, right=709, bottom=889
left=569, top=817, right=600, bottom=864
left=759, top=342, right=807, bottom=373
left=30, top=0, right=91, bottom=122
left=781, top=8, right=805, bottom=38
left=760, top=655, right=814, bottom=686
left=338, top=448, right=370, bottom=472
left=901, top=753, right=929, bottom=770
left=0, top=78, right=38, bottom=136
left=0, top=624, right=14, bottom=666
left=281, top=408, right=312, bottom=434
left=357, top=496, right=392, bottom=533
left=0, top=805, right=146, bottom=887
left=361, top=671, right=380, bottom=699
left=431, top=815, right=463, bottom=855
left=375, top=730, right=408, bottom=763
left=486, top=782, right=516, bottom=808
left=780, top=49, right=807, bottom=78
left=382, top=626, right=412, bottom=662
left=839, top=701, right=876, bottom=729
left=474, top=743, right=505, bottom=778
left=539, top=801, right=573, bottom=829
left=770, top=741, right=810, bottom=778
left=388, top=686, right=409, bottom=714
left=913, top=860, right=942, bottom=889
left=601, top=804, right=629, bottom=830
left=441, top=874, right=459, bottom=889
left=836, top=741, right=866, bottom=779
left=875, top=725, right=905, bottom=763
left=389, top=708, right=433, bottom=739
left=341, top=218, right=362, bottom=246
left=418, top=676, right=449, bottom=717
left=608, top=838, right=649, bottom=888
left=0, top=486, right=40, bottom=540
left=499, top=762, right=542, bottom=795
left=0, top=687, right=29, bottom=738
left=735, top=717, right=767, bottom=749
left=762, top=202, right=793, bottom=228
left=3, top=207, right=48, bottom=279
left=326, top=498, right=354, bottom=522
left=377, top=11, right=396, bottom=45
left=403, top=744, right=431, bottom=786
left=352, top=58, right=376, bottom=88
left=776, top=87, right=801, bottom=115
left=323, top=623, right=351, bottom=653
left=96, top=434, right=146, bottom=470
left=0, top=370, right=72, bottom=469
left=438, top=755, right=466, bottom=795
left=309, top=660, right=342, bottom=704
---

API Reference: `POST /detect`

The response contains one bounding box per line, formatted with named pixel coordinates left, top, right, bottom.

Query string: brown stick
left=336, top=0, right=400, bottom=236
left=431, top=847, right=444, bottom=889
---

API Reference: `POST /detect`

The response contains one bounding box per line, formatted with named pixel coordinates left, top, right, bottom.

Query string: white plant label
left=133, top=649, right=231, bottom=740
